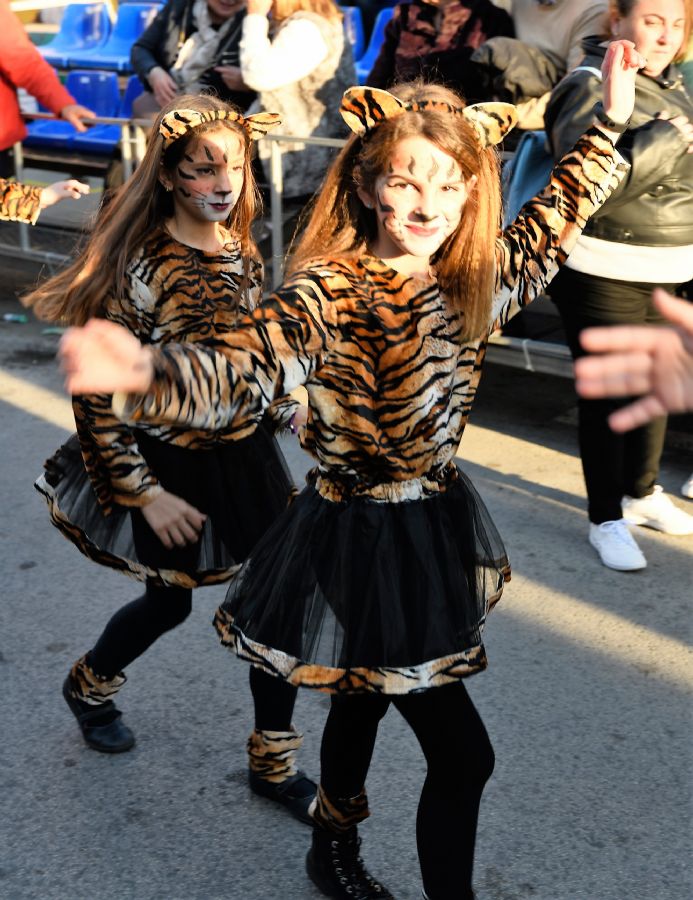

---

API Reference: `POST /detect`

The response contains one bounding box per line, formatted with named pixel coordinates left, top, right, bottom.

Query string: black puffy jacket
left=130, top=0, right=255, bottom=110
left=544, top=38, right=693, bottom=247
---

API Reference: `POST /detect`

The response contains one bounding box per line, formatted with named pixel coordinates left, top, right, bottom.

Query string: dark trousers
left=320, top=683, right=494, bottom=900
left=550, top=267, right=676, bottom=524
left=0, top=148, right=15, bottom=179
left=88, top=580, right=297, bottom=731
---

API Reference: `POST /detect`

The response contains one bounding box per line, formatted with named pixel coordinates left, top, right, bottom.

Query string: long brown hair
left=289, top=81, right=502, bottom=341
left=272, top=0, right=342, bottom=23
left=24, top=94, right=262, bottom=324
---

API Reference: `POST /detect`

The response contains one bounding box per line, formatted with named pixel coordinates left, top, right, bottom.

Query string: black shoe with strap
left=248, top=768, right=316, bottom=825
left=306, top=826, right=395, bottom=899
left=62, top=677, right=135, bottom=753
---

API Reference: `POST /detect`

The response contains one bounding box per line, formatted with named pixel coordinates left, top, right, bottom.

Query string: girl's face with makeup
left=359, top=135, right=473, bottom=270
left=161, top=129, right=246, bottom=225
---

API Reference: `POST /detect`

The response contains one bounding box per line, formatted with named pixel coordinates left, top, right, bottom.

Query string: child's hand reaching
left=60, top=319, right=154, bottom=395
left=39, top=179, right=90, bottom=210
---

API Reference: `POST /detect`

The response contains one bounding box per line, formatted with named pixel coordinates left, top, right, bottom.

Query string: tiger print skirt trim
left=214, top=463, right=510, bottom=696
left=35, top=423, right=294, bottom=589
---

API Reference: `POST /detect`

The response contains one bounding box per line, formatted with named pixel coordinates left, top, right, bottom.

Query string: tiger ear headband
left=340, top=87, right=517, bottom=148
left=159, top=108, right=282, bottom=149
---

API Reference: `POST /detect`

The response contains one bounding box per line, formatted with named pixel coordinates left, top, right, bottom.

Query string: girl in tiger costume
left=24, top=94, right=316, bottom=826
left=58, top=41, right=641, bottom=900
left=0, top=177, right=89, bottom=224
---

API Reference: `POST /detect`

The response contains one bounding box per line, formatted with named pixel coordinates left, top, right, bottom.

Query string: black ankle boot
left=62, top=677, right=135, bottom=753
left=306, top=826, right=395, bottom=899
left=248, top=768, right=316, bottom=825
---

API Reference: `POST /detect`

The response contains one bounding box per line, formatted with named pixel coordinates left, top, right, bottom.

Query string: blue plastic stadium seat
left=24, top=70, right=121, bottom=150
left=340, top=6, right=365, bottom=62
left=40, top=3, right=112, bottom=68
left=355, top=7, right=394, bottom=84
left=72, top=74, right=144, bottom=153
left=66, top=3, right=162, bottom=72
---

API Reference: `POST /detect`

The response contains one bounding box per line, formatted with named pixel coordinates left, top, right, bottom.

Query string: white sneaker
left=681, top=475, right=693, bottom=500
left=622, top=485, right=693, bottom=535
left=589, top=520, right=647, bottom=571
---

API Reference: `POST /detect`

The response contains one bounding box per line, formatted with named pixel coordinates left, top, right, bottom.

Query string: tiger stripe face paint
left=162, top=131, right=245, bottom=225
left=359, top=136, right=473, bottom=274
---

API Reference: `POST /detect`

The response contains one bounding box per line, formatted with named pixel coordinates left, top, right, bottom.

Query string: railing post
left=268, top=139, right=284, bottom=289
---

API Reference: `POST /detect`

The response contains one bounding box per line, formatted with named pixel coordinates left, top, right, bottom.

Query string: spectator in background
left=544, top=0, right=693, bottom=571
left=130, top=0, right=255, bottom=116
left=0, top=0, right=95, bottom=178
left=365, top=0, right=514, bottom=101
left=234, top=0, right=356, bottom=200
left=473, top=0, right=610, bottom=128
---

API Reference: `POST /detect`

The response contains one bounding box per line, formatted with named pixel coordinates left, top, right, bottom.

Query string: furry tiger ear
left=243, top=112, right=282, bottom=140
left=462, top=103, right=518, bottom=147
left=340, top=87, right=407, bottom=136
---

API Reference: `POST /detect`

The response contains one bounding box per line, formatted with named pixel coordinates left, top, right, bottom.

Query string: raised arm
left=490, top=40, right=641, bottom=331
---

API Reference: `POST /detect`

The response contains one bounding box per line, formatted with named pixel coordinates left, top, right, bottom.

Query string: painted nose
left=414, top=192, right=437, bottom=221
left=215, top=169, right=233, bottom=196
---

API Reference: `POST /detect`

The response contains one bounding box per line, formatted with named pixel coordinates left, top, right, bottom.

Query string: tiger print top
left=74, top=226, right=298, bottom=513
left=0, top=179, right=42, bottom=225
left=115, top=128, right=626, bottom=502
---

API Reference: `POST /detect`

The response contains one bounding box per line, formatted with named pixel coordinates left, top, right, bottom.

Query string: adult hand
left=60, top=319, right=155, bottom=395
left=148, top=66, right=179, bottom=107
left=39, top=179, right=90, bottom=209
left=575, top=289, right=693, bottom=431
left=246, top=0, right=272, bottom=16
left=213, top=64, right=249, bottom=91
left=600, top=39, right=645, bottom=126
left=60, top=104, right=96, bottom=133
left=657, top=112, right=693, bottom=153
left=141, top=489, right=207, bottom=549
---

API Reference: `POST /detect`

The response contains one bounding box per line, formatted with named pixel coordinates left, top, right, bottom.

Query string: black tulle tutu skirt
left=214, top=464, right=510, bottom=695
left=35, top=422, right=294, bottom=588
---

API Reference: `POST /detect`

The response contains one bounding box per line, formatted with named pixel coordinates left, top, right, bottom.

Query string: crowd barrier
left=2, top=118, right=572, bottom=377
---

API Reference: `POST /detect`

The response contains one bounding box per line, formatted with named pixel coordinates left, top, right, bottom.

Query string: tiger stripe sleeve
left=113, top=270, right=334, bottom=432
left=489, top=126, right=629, bottom=333
left=0, top=179, right=42, bottom=225
left=73, top=393, right=163, bottom=508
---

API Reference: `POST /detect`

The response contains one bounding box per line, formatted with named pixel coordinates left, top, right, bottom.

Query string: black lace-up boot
left=306, top=826, right=395, bottom=899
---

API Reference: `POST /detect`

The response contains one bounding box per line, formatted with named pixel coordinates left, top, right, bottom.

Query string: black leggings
left=320, top=683, right=494, bottom=900
left=88, top=581, right=297, bottom=730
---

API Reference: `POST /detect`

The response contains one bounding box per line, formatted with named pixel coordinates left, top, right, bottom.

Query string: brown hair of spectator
left=24, top=94, right=261, bottom=325
left=272, top=0, right=343, bottom=24
left=288, top=80, right=502, bottom=342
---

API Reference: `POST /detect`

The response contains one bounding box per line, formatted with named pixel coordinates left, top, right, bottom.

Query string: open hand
left=148, top=66, right=179, bottom=107
left=575, top=290, right=693, bottom=431
left=600, top=40, right=646, bottom=126
left=60, top=103, right=97, bottom=133
left=60, top=319, right=154, bottom=395
left=141, top=489, right=207, bottom=548
left=39, top=179, right=90, bottom=209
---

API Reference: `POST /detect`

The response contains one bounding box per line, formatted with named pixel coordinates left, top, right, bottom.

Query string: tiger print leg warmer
left=65, top=654, right=126, bottom=707
left=247, top=728, right=305, bottom=784
left=311, top=784, right=370, bottom=834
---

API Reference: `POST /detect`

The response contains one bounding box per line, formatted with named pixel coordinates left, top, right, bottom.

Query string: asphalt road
left=1, top=266, right=691, bottom=900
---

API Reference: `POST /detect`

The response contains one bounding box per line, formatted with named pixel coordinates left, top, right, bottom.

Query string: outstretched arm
left=574, top=290, right=693, bottom=431
left=60, top=271, right=334, bottom=431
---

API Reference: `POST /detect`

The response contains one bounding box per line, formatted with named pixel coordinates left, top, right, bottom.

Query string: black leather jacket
left=544, top=38, right=693, bottom=247
left=130, top=0, right=255, bottom=110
